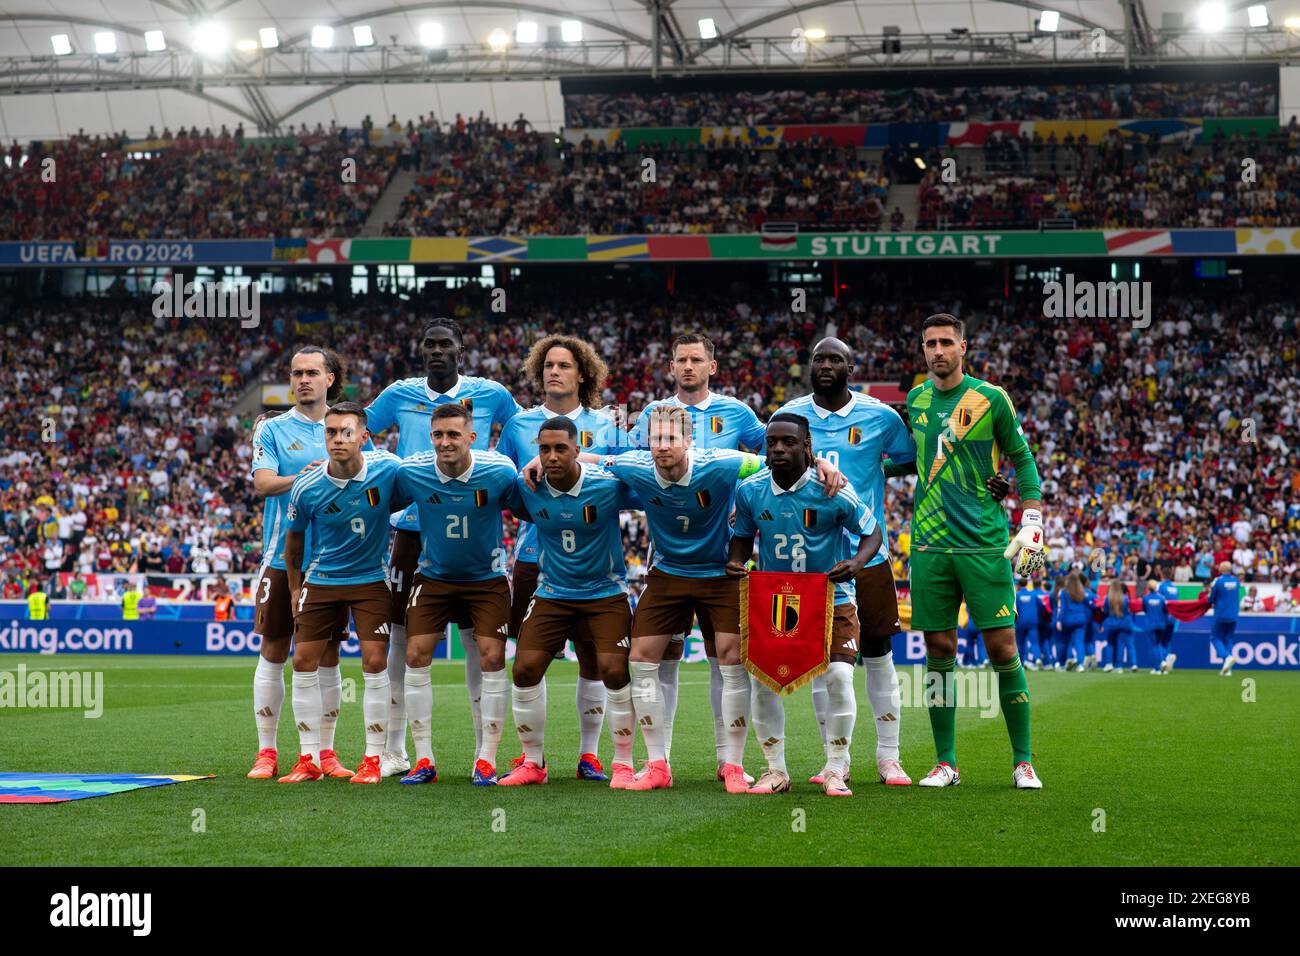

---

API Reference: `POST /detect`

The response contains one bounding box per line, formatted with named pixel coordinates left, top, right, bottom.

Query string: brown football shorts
left=255, top=566, right=348, bottom=641
left=632, top=568, right=740, bottom=639
left=406, top=573, right=510, bottom=643
left=509, top=560, right=541, bottom=641
left=830, top=603, right=863, bottom=659
left=386, top=529, right=422, bottom=627
left=294, top=580, right=392, bottom=644
left=854, top=560, right=902, bottom=642
left=517, top=594, right=631, bottom=658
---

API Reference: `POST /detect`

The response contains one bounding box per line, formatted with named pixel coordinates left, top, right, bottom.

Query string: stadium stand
left=562, top=80, right=1279, bottom=128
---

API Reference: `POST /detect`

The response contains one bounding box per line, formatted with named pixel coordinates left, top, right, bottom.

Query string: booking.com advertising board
left=1, top=605, right=1297, bottom=669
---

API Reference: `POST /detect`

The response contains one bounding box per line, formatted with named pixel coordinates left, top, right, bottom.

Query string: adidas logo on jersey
left=287, top=440, right=305, bottom=451
left=914, top=412, right=929, bottom=426
left=323, top=502, right=341, bottom=514
left=995, top=604, right=1011, bottom=617
left=426, top=493, right=443, bottom=505
left=758, top=510, right=775, bottom=521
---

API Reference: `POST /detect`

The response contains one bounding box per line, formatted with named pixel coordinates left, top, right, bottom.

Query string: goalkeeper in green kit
left=886, top=314, right=1046, bottom=790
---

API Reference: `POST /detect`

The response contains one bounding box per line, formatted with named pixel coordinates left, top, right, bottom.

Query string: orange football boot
left=277, top=754, right=323, bottom=783
left=246, top=748, right=278, bottom=779
left=350, top=754, right=383, bottom=784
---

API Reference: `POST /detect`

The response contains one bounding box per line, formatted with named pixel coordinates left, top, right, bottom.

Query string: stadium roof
left=0, top=1, right=1288, bottom=58
left=0, top=2, right=1292, bottom=141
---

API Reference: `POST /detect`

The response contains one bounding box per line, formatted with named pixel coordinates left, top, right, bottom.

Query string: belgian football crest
left=695, top=489, right=712, bottom=509
left=710, top=416, right=724, bottom=434
left=582, top=505, right=598, bottom=523
left=474, top=489, right=489, bottom=507
left=365, top=487, right=381, bottom=507
left=802, top=509, right=817, bottom=529
left=740, top=571, right=834, bottom=696
left=847, top=426, right=862, bottom=445
left=772, top=589, right=800, bottom=635
left=579, top=431, right=594, bottom=448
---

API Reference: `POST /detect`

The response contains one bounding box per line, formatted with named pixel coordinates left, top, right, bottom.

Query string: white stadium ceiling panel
left=3, top=1, right=1260, bottom=56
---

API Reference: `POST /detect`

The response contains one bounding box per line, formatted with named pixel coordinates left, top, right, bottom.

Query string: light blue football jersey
left=601, top=448, right=763, bottom=578
left=496, top=405, right=625, bottom=565
left=393, top=450, right=519, bottom=582
left=509, top=462, right=640, bottom=601
left=775, top=392, right=913, bottom=570
left=365, top=374, right=520, bottom=531
left=287, top=450, right=408, bottom=585
left=632, top=391, right=767, bottom=452
left=731, top=467, right=877, bottom=606
left=250, top=407, right=326, bottom=572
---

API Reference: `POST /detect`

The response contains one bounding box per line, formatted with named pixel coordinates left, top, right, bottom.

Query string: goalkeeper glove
left=1004, top=508, right=1046, bottom=576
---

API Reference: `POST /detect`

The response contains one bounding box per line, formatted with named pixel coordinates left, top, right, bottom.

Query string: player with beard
left=246, top=347, right=352, bottom=780
left=631, top=333, right=767, bottom=782
left=364, top=319, right=520, bottom=777
left=892, top=314, right=1046, bottom=790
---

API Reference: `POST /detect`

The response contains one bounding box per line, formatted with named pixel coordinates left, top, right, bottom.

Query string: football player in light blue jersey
left=497, top=417, right=644, bottom=789
left=495, top=334, right=625, bottom=782
left=775, top=337, right=917, bottom=787
left=391, top=403, right=520, bottom=786
left=245, top=346, right=352, bottom=782
left=629, top=333, right=767, bottom=784
left=281, top=402, right=410, bottom=785
left=1207, top=562, right=1242, bottom=676
left=364, top=317, right=520, bottom=778
left=727, top=414, right=882, bottom=797
left=528, top=403, right=845, bottom=791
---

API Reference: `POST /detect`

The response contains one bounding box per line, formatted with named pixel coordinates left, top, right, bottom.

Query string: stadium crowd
left=1, top=124, right=397, bottom=242
left=916, top=126, right=1300, bottom=229
left=2, top=282, right=1298, bottom=603
left=385, top=129, right=895, bottom=235
left=563, top=80, right=1278, bottom=128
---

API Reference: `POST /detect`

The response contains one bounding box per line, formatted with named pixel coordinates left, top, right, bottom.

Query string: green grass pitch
left=3, top=654, right=1296, bottom=866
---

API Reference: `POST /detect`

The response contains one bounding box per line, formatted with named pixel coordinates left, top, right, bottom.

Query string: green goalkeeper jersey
left=905, top=373, right=1041, bottom=554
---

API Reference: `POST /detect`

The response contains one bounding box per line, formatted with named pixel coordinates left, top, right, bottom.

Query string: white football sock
left=719, top=663, right=751, bottom=766
left=864, top=653, right=902, bottom=762
left=631, top=661, right=666, bottom=762
left=290, top=669, right=321, bottom=764
left=750, top=682, right=787, bottom=776
left=252, top=656, right=285, bottom=751
left=708, top=656, right=726, bottom=763
left=512, top=679, right=547, bottom=765
left=385, top=623, right=408, bottom=754
left=363, top=670, right=390, bottom=758
left=605, top=683, right=635, bottom=767
left=576, top=676, right=606, bottom=757
left=405, top=664, right=434, bottom=764
left=317, top=664, right=341, bottom=752
left=458, top=625, right=483, bottom=754
left=657, top=657, right=679, bottom=762
left=479, top=668, right=508, bottom=765
left=811, top=672, right=830, bottom=756
left=824, top=661, right=856, bottom=776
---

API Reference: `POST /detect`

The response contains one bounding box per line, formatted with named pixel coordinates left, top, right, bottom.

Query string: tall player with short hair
left=776, top=337, right=917, bottom=787
left=632, top=332, right=767, bottom=779
left=246, top=347, right=353, bottom=780
left=392, top=403, right=520, bottom=785
left=497, top=335, right=623, bottom=781
left=364, top=318, right=520, bottom=777
left=279, top=403, right=408, bottom=784
left=497, top=417, right=642, bottom=789
left=727, top=414, right=882, bottom=797
left=896, top=313, right=1046, bottom=790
